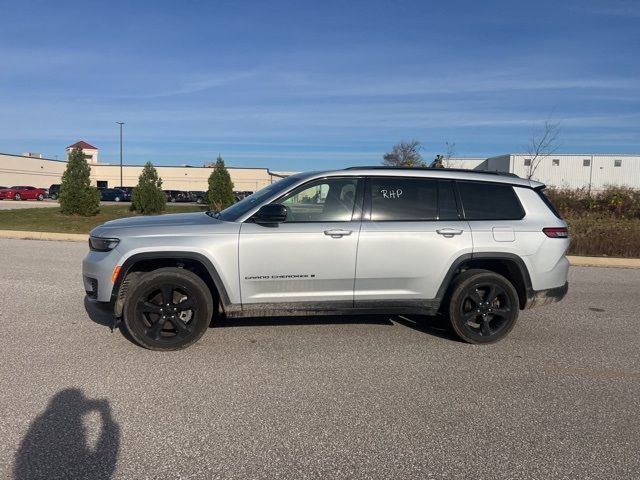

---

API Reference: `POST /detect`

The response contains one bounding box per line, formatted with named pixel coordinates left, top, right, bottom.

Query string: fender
left=434, top=252, right=533, bottom=308
left=110, top=251, right=232, bottom=318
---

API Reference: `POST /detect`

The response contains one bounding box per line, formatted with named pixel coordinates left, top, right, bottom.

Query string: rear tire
left=14, top=193, right=21, bottom=201
left=447, top=269, right=519, bottom=344
left=123, top=267, right=214, bottom=351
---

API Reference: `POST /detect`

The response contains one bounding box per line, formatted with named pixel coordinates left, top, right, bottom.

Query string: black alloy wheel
left=448, top=270, right=519, bottom=344
left=123, top=267, right=214, bottom=350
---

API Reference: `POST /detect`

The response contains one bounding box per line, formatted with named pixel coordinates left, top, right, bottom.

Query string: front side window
left=458, top=181, right=524, bottom=220
left=278, top=178, right=359, bottom=222
left=370, top=177, right=438, bottom=221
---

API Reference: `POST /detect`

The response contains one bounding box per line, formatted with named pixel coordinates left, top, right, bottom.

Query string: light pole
left=116, top=122, right=125, bottom=187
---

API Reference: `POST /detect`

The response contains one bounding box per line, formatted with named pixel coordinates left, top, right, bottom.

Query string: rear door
left=239, top=176, right=363, bottom=306
left=354, top=177, right=473, bottom=305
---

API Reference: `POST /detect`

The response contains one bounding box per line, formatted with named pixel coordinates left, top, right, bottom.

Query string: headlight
left=89, top=236, right=120, bottom=252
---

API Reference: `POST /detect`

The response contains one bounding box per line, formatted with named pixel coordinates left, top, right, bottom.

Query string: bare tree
left=442, top=141, right=455, bottom=168
left=429, top=141, right=455, bottom=168
left=383, top=140, right=426, bottom=167
left=525, top=120, right=561, bottom=179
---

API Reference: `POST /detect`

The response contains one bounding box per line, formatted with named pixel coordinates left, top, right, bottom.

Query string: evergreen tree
left=59, top=147, right=101, bottom=216
left=131, top=161, right=166, bottom=214
left=207, top=156, right=235, bottom=211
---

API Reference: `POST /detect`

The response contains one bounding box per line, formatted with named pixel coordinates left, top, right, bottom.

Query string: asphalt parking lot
left=1, top=238, right=639, bottom=480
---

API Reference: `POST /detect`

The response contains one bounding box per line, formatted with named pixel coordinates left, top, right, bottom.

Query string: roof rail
left=342, top=166, right=520, bottom=178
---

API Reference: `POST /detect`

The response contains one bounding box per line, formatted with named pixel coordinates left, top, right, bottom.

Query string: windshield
left=214, top=174, right=305, bottom=222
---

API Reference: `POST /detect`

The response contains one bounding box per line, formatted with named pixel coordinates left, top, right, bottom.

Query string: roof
left=316, top=167, right=541, bottom=189
left=67, top=141, right=97, bottom=150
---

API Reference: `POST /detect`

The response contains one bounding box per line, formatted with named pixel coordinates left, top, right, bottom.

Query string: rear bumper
left=524, top=282, right=568, bottom=309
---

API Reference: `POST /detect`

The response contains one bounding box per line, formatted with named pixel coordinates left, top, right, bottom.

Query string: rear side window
left=458, top=181, right=524, bottom=220
left=536, top=188, right=563, bottom=219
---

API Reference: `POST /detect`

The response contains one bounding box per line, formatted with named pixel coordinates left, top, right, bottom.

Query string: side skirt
left=223, top=300, right=441, bottom=318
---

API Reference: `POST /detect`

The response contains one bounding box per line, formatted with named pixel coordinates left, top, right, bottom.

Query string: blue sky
left=1, top=0, right=639, bottom=170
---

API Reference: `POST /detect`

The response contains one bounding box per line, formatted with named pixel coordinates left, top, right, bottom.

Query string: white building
left=450, top=154, right=640, bottom=191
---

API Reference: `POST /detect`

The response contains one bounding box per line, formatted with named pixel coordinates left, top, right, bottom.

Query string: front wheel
left=14, top=193, right=21, bottom=201
left=447, top=269, right=519, bottom=344
left=37, top=193, right=44, bottom=201
left=123, top=267, right=214, bottom=350
left=114, top=196, right=121, bottom=202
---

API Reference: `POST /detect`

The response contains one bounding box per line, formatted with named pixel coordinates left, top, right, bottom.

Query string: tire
left=170, top=197, right=176, bottom=203
left=37, top=193, right=44, bottom=201
left=114, top=196, right=120, bottom=202
left=196, top=197, right=203, bottom=205
left=50, top=194, right=58, bottom=200
left=447, top=269, right=519, bottom=344
left=123, top=267, right=214, bottom=351
left=14, top=193, right=21, bottom=201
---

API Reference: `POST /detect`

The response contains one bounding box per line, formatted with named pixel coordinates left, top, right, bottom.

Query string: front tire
left=37, top=193, right=44, bottom=201
left=123, top=267, right=214, bottom=351
left=447, top=269, right=519, bottom=344
left=14, top=193, right=21, bottom=201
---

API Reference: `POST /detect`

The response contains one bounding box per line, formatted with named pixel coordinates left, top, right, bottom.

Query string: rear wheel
left=14, top=193, right=21, bottom=201
left=123, top=267, right=214, bottom=350
left=114, top=196, right=121, bottom=202
left=447, top=269, right=519, bottom=344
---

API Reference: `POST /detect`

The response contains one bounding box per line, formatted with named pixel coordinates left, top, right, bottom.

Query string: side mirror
left=254, top=203, right=287, bottom=225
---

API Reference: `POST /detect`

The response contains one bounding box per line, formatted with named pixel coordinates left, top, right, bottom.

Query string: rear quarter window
left=458, top=181, right=525, bottom=220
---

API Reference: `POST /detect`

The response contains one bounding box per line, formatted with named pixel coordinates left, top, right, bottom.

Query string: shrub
left=131, top=162, right=166, bottom=215
left=546, top=186, right=640, bottom=219
left=59, top=147, right=101, bottom=216
left=207, top=155, right=235, bottom=211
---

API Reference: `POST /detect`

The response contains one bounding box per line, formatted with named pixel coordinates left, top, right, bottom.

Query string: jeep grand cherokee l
left=83, top=167, right=569, bottom=350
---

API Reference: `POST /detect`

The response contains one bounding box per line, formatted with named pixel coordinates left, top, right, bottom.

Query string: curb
left=0, top=230, right=87, bottom=242
left=0, top=230, right=639, bottom=268
left=566, top=255, right=640, bottom=269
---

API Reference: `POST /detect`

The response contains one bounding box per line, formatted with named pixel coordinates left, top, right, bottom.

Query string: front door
left=355, top=177, right=473, bottom=304
left=239, top=177, right=363, bottom=306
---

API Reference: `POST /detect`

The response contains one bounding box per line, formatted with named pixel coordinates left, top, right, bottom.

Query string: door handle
left=324, top=229, right=353, bottom=238
left=436, top=228, right=464, bottom=238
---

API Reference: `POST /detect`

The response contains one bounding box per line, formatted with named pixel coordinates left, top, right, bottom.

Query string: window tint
left=279, top=178, right=359, bottom=222
left=438, top=180, right=460, bottom=220
left=458, top=182, right=524, bottom=220
left=536, top=188, right=562, bottom=219
left=370, top=177, right=437, bottom=221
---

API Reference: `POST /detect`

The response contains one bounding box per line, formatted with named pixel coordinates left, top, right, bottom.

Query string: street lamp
left=116, top=122, right=125, bottom=187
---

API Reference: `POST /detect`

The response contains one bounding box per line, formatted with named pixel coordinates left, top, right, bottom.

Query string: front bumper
left=524, top=282, right=568, bottom=309
left=82, top=248, right=123, bottom=303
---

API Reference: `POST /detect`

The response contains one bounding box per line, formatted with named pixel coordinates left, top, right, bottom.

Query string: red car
left=0, top=185, right=47, bottom=201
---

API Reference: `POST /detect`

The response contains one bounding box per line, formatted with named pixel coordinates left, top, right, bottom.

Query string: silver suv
left=83, top=167, right=569, bottom=350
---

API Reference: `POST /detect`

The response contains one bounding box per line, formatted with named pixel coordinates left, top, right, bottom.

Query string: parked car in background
left=0, top=185, right=47, bottom=201
left=234, top=190, right=254, bottom=202
left=164, top=190, right=191, bottom=203
left=189, top=191, right=206, bottom=204
left=100, top=188, right=130, bottom=202
left=117, top=187, right=134, bottom=197
left=48, top=184, right=61, bottom=200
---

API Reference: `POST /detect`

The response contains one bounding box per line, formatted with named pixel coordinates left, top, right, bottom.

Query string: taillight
left=543, top=227, right=569, bottom=238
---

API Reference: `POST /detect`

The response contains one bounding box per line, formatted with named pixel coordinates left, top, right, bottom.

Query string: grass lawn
left=0, top=204, right=207, bottom=234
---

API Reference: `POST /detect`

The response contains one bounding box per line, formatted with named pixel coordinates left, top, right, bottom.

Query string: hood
left=90, top=212, right=223, bottom=237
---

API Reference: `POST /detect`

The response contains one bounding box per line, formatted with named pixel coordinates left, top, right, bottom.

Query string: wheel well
left=453, top=259, right=529, bottom=309
left=121, top=257, right=221, bottom=312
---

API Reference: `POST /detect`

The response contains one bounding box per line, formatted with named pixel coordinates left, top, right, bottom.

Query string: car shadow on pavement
left=84, top=297, right=460, bottom=343
left=13, top=388, right=120, bottom=480
left=213, top=313, right=461, bottom=342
